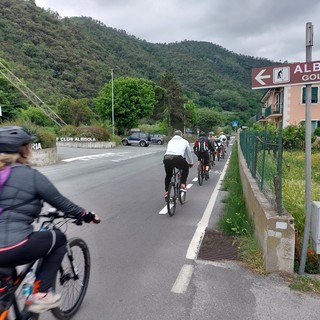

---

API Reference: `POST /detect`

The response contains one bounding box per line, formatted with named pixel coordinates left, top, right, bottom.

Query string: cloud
left=35, top=0, right=320, bottom=62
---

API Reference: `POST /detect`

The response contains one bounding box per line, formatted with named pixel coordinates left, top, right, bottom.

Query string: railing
left=239, top=128, right=283, bottom=214
left=264, top=104, right=283, bottom=118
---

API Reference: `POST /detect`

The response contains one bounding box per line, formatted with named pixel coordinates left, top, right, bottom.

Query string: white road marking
left=62, top=152, right=125, bottom=162
left=159, top=184, right=193, bottom=215
left=186, top=153, right=231, bottom=260
left=111, top=152, right=155, bottom=162
left=62, top=151, right=155, bottom=163
left=171, top=264, right=194, bottom=293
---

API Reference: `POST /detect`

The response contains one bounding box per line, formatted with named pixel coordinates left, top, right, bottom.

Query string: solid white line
left=186, top=153, right=231, bottom=260
left=171, top=264, right=194, bottom=293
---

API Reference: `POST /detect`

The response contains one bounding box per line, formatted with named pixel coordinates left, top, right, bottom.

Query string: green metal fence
left=239, top=127, right=283, bottom=214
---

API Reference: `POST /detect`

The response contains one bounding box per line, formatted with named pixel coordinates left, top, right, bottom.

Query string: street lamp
left=111, top=69, right=114, bottom=136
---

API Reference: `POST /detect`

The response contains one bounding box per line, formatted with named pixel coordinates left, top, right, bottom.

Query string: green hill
left=0, top=0, right=276, bottom=123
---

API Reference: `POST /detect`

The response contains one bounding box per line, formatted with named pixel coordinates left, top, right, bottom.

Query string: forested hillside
left=0, top=0, right=278, bottom=124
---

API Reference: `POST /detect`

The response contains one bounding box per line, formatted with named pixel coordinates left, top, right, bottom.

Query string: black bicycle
left=0, top=207, right=99, bottom=320
left=166, top=167, right=186, bottom=216
left=197, top=157, right=210, bottom=186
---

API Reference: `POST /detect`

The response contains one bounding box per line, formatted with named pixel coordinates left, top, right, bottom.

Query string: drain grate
left=197, top=229, right=240, bottom=261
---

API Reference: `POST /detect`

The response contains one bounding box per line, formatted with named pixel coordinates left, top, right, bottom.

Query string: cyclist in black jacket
left=193, top=132, right=214, bottom=178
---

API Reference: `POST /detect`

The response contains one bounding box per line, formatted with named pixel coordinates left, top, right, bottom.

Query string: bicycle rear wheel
left=51, top=237, right=90, bottom=320
left=209, top=153, right=214, bottom=168
left=198, top=164, right=203, bottom=186
left=166, top=182, right=176, bottom=216
left=178, top=182, right=186, bottom=204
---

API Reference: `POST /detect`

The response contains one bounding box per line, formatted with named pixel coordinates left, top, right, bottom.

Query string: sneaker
left=205, top=172, right=209, bottom=180
left=180, top=184, right=187, bottom=192
left=28, top=292, right=61, bottom=313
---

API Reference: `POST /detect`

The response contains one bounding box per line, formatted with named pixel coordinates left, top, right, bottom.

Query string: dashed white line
left=171, top=264, right=194, bottom=293
left=159, top=184, right=193, bottom=215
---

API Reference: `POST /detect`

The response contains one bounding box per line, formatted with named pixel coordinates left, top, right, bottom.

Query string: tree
left=0, top=72, right=28, bottom=121
left=94, top=77, right=156, bottom=134
left=158, top=72, right=186, bottom=134
left=57, top=97, right=95, bottom=127
left=184, top=100, right=197, bottom=129
left=18, top=105, right=54, bottom=127
left=195, top=107, right=225, bottom=133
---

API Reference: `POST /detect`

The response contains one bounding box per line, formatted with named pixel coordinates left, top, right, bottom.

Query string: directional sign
left=232, top=120, right=239, bottom=127
left=252, top=60, right=320, bottom=89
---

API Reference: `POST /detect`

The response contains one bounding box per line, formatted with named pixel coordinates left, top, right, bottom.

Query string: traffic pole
left=299, top=22, right=313, bottom=275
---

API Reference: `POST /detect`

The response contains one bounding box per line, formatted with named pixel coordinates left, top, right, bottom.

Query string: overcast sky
left=35, top=0, right=320, bottom=63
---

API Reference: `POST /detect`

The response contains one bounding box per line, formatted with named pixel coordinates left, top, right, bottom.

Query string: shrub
left=35, top=127, right=56, bottom=148
left=59, top=125, right=78, bottom=137
left=77, top=126, right=109, bottom=141
left=0, top=119, right=56, bottom=148
left=282, top=124, right=305, bottom=150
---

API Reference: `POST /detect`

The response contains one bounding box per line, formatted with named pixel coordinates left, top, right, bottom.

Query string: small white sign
left=276, top=221, right=288, bottom=230
left=273, top=67, right=290, bottom=83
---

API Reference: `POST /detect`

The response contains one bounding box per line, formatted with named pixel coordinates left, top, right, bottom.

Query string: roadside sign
left=232, top=120, right=239, bottom=127
left=252, top=60, right=320, bottom=89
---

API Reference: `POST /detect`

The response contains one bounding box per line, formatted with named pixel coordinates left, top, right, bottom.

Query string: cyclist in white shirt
left=163, top=130, right=193, bottom=198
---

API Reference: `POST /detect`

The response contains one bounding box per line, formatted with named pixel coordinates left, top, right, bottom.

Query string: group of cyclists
left=0, top=125, right=228, bottom=316
left=163, top=129, right=229, bottom=198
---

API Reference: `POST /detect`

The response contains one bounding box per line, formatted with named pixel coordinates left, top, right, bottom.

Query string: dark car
left=150, top=134, right=165, bottom=145
left=121, top=132, right=150, bottom=147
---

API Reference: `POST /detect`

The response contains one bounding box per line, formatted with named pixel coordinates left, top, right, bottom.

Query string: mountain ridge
left=0, top=0, right=277, bottom=122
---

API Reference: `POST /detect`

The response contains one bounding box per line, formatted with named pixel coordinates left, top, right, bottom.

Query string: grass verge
left=218, top=143, right=265, bottom=274
left=220, top=144, right=320, bottom=292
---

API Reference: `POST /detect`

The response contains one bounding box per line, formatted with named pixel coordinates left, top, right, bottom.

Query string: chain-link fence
left=239, top=128, right=283, bottom=214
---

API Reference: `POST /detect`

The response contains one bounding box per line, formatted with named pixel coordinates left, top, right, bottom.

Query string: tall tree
left=94, top=77, right=156, bottom=134
left=195, top=107, right=225, bottom=133
left=57, top=97, right=95, bottom=126
left=158, top=72, right=186, bottom=135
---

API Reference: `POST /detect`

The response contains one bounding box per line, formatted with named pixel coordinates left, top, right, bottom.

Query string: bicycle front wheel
left=167, top=182, right=176, bottom=216
left=51, top=237, right=90, bottom=320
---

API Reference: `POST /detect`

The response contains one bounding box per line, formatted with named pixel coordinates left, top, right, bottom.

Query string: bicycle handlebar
left=39, top=208, right=101, bottom=224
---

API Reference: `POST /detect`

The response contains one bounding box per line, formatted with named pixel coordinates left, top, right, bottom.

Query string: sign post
left=299, top=22, right=314, bottom=275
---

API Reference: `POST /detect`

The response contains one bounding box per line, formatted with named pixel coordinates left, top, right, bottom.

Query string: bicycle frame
left=0, top=209, right=86, bottom=320
left=0, top=258, right=40, bottom=320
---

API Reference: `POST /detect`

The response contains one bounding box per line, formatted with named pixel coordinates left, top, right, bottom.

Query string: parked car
left=150, top=134, right=165, bottom=145
left=121, top=132, right=150, bottom=147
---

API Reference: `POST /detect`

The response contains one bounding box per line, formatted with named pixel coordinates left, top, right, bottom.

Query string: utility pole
left=299, top=22, right=313, bottom=275
left=111, top=69, right=115, bottom=136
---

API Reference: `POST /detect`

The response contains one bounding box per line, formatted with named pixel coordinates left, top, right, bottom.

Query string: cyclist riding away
left=218, top=131, right=228, bottom=155
left=163, top=130, right=193, bottom=198
left=193, top=131, right=214, bottom=179
left=208, top=132, right=217, bottom=166
left=0, top=126, right=100, bottom=314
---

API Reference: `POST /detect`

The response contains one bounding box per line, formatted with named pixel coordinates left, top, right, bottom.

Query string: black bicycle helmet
left=199, top=131, right=206, bottom=137
left=0, top=126, right=35, bottom=153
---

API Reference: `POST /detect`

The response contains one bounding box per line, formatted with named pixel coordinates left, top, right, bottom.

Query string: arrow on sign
left=255, top=69, right=271, bottom=85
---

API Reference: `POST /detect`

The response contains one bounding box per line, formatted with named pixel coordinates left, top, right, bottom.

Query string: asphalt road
left=36, top=143, right=320, bottom=320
